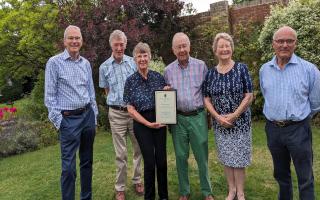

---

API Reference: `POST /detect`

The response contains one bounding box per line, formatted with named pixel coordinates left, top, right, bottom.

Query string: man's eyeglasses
left=274, top=39, right=296, bottom=45
left=67, top=36, right=81, bottom=41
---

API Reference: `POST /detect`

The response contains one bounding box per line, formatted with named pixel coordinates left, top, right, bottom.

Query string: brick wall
left=229, top=0, right=287, bottom=32
left=184, top=0, right=288, bottom=34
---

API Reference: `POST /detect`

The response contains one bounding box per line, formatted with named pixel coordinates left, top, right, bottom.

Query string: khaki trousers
left=108, top=108, right=142, bottom=191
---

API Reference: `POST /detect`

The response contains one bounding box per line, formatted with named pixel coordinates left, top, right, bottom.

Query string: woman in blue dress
left=124, top=42, right=168, bottom=200
left=202, top=33, right=253, bottom=200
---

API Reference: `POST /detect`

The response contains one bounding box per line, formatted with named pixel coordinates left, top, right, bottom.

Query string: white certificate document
left=155, top=90, right=177, bottom=124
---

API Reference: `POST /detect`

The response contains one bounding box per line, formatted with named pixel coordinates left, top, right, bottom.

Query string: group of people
left=44, top=25, right=320, bottom=200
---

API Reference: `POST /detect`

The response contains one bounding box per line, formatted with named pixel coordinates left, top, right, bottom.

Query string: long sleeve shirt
left=44, top=49, right=98, bottom=129
left=259, top=54, right=320, bottom=121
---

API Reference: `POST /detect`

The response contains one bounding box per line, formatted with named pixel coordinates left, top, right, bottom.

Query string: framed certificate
left=155, top=90, right=177, bottom=124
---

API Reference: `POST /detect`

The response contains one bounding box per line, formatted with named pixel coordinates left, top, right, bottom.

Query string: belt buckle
left=276, top=121, right=286, bottom=127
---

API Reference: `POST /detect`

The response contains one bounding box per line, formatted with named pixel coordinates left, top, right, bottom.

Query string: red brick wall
left=229, top=2, right=279, bottom=28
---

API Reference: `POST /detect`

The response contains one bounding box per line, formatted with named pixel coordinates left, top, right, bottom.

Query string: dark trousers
left=265, top=118, right=314, bottom=200
left=133, top=110, right=168, bottom=200
left=59, top=108, right=96, bottom=200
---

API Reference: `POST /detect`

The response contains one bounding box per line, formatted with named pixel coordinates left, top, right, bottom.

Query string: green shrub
left=259, top=0, right=320, bottom=66
left=0, top=81, right=23, bottom=104
left=0, top=118, right=58, bottom=157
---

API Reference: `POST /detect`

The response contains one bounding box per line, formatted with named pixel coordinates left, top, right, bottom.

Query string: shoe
left=134, top=183, right=144, bottom=196
left=115, top=191, right=125, bottom=200
left=179, top=195, right=190, bottom=200
left=204, top=195, right=214, bottom=200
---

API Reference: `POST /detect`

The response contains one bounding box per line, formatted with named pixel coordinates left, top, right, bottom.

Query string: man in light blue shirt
left=99, top=30, right=143, bottom=200
left=45, top=25, right=98, bottom=200
left=260, top=26, right=320, bottom=200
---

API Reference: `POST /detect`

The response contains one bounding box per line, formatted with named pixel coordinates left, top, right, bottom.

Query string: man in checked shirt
left=45, top=25, right=98, bottom=200
left=164, top=32, right=214, bottom=200
left=99, top=30, right=143, bottom=200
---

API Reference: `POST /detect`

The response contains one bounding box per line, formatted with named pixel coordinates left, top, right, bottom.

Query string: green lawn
left=0, top=121, right=319, bottom=200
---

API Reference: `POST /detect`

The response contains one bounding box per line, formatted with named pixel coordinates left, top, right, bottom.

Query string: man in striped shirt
left=260, top=26, right=320, bottom=200
left=99, top=30, right=143, bottom=200
left=164, top=32, right=214, bottom=200
left=45, top=25, right=98, bottom=200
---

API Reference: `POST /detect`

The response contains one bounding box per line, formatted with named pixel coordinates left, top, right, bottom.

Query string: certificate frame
left=155, top=90, right=177, bottom=124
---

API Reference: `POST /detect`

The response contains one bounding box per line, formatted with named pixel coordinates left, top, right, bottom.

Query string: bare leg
left=224, top=166, right=236, bottom=200
left=234, top=168, right=246, bottom=200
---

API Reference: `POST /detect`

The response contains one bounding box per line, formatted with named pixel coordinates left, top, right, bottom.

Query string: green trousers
left=170, top=110, right=213, bottom=197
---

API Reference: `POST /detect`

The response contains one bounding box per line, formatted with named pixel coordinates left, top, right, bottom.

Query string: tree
left=0, top=0, right=60, bottom=97
left=57, top=0, right=184, bottom=104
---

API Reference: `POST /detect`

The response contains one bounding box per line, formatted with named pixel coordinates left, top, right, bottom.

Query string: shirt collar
left=270, top=53, right=298, bottom=69
left=111, top=55, right=130, bottom=65
left=62, top=49, right=83, bottom=62
left=176, top=57, right=191, bottom=70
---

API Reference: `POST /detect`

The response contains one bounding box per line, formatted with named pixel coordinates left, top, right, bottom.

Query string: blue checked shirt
left=44, top=50, right=98, bottom=129
left=99, top=55, right=136, bottom=106
left=259, top=54, right=320, bottom=121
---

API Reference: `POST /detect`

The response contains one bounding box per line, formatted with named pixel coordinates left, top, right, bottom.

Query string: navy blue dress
left=202, top=62, right=253, bottom=167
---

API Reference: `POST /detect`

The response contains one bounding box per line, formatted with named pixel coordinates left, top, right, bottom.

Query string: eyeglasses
left=274, top=39, right=296, bottom=45
left=67, top=36, right=81, bottom=41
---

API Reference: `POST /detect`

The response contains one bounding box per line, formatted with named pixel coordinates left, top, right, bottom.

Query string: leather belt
left=269, top=120, right=301, bottom=127
left=61, top=103, right=91, bottom=116
left=109, top=105, right=128, bottom=112
left=177, top=108, right=204, bottom=116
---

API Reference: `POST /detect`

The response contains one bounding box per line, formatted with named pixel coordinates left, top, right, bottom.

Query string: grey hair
left=273, top=25, right=297, bottom=40
left=109, top=30, right=127, bottom=46
left=133, top=42, right=151, bottom=59
left=64, top=25, right=82, bottom=40
left=172, top=32, right=190, bottom=47
left=212, top=32, right=234, bottom=53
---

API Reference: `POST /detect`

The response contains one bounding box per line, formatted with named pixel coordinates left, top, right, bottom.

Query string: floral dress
left=202, top=62, right=253, bottom=167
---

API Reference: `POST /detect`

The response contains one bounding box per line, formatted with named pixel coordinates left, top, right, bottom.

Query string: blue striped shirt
left=99, top=55, right=136, bottom=106
left=259, top=54, right=320, bottom=121
left=164, top=57, right=207, bottom=112
left=44, top=50, right=98, bottom=129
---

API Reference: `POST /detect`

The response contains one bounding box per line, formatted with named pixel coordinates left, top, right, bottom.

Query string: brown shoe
left=134, top=183, right=144, bottom=196
left=204, top=195, right=214, bottom=200
left=115, top=191, right=125, bottom=200
left=179, top=195, right=190, bottom=200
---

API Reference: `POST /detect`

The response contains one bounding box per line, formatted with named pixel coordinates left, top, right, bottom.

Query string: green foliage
left=149, top=58, right=166, bottom=74
left=0, top=0, right=60, bottom=95
left=259, top=0, right=320, bottom=66
left=0, top=80, right=23, bottom=103
left=233, top=23, right=264, bottom=119
left=186, top=19, right=229, bottom=67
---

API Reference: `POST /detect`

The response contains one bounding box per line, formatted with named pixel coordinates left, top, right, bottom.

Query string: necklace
left=217, top=60, right=234, bottom=74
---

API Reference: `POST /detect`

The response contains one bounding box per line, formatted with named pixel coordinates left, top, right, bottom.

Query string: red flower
left=9, top=107, right=17, bottom=113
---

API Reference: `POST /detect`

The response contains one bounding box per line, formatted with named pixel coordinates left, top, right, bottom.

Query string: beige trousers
left=108, top=107, right=142, bottom=191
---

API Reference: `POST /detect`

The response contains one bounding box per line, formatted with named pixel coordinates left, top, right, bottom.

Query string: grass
left=0, top=121, right=319, bottom=200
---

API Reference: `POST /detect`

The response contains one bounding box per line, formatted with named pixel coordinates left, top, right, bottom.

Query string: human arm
left=127, top=105, right=165, bottom=129
left=86, top=62, right=98, bottom=125
left=44, top=59, right=63, bottom=129
left=309, top=65, right=320, bottom=116
left=223, top=93, right=253, bottom=124
left=204, top=97, right=234, bottom=128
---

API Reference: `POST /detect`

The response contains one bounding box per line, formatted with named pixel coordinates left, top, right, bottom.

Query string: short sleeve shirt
left=124, top=70, right=166, bottom=112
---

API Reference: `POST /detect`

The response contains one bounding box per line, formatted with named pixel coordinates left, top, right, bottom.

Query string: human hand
left=163, top=85, right=172, bottom=90
left=215, top=115, right=234, bottom=128
left=147, top=122, right=166, bottom=129
left=223, top=113, right=238, bottom=125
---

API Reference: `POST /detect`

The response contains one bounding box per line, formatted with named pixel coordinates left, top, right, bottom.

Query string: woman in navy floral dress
left=202, top=33, right=253, bottom=200
left=123, top=42, right=168, bottom=200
